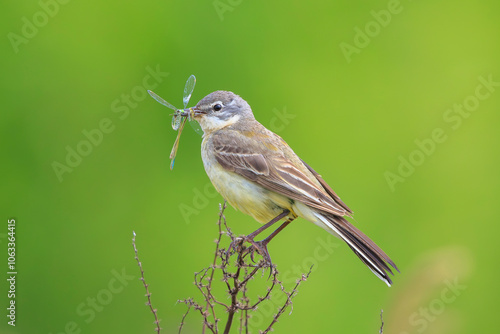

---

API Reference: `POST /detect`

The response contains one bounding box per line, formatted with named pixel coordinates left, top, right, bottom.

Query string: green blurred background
left=1, top=0, right=499, bottom=333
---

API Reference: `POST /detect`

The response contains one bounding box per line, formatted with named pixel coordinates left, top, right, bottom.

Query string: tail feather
left=314, top=212, right=399, bottom=286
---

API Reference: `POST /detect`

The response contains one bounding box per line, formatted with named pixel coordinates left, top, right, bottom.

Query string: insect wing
left=171, top=114, right=182, bottom=130
left=169, top=117, right=188, bottom=169
left=189, top=120, right=203, bottom=135
left=148, top=90, right=178, bottom=111
left=183, top=75, right=196, bottom=108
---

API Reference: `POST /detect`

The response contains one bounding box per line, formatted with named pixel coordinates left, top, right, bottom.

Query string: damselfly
left=148, top=75, right=200, bottom=169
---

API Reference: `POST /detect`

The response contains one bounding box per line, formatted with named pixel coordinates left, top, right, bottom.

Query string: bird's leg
left=260, top=216, right=296, bottom=246
left=227, top=210, right=291, bottom=263
left=246, top=209, right=291, bottom=240
left=246, top=217, right=295, bottom=265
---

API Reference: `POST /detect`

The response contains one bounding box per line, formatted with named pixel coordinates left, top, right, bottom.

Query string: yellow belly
left=201, top=141, right=293, bottom=223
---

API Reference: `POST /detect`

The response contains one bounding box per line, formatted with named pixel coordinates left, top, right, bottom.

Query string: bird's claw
left=227, top=236, right=273, bottom=268
left=247, top=241, right=273, bottom=267
left=226, top=237, right=244, bottom=261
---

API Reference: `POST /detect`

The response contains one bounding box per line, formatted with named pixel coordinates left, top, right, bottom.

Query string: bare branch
left=178, top=202, right=312, bottom=333
left=132, top=231, right=162, bottom=333
left=177, top=298, right=192, bottom=334
left=261, top=266, right=313, bottom=334
left=379, top=309, right=384, bottom=334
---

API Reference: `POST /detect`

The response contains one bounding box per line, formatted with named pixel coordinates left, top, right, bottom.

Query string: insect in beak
left=148, top=75, right=199, bottom=170
left=180, top=107, right=205, bottom=118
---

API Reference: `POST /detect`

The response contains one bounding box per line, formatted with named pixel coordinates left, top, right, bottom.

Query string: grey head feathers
left=195, top=91, right=255, bottom=121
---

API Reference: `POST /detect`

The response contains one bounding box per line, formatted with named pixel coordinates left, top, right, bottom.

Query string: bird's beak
left=180, top=107, right=206, bottom=118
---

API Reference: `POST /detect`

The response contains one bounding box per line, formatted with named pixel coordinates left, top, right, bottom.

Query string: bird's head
left=181, top=91, right=254, bottom=134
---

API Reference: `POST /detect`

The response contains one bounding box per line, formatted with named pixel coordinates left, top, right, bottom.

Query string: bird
left=180, top=90, right=399, bottom=286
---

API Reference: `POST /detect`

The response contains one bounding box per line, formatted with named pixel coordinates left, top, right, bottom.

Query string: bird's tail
left=314, top=212, right=399, bottom=286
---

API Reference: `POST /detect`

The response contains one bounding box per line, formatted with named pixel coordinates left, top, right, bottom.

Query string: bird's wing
left=211, top=130, right=349, bottom=217
left=300, top=160, right=352, bottom=214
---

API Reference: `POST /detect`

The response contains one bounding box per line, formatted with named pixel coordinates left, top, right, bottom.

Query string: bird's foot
left=227, top=236, right=273, bottom=268
left=246, top=239, right=273, bottom=267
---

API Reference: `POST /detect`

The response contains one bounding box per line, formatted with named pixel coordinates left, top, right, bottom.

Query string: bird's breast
left=201, top=138, right=292, bottom=223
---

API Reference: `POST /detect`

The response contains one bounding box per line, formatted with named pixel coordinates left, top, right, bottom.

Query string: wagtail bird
left=180, top=91, right=398, bottom=286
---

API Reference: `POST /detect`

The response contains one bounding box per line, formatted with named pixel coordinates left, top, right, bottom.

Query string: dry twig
left=132, top=231, right=162, bottom=333
left=178, top=202, right=311, bottom=333
left=379, top=309, right=384, bottom=334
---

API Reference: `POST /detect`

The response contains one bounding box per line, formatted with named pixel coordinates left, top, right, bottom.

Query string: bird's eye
left=213, top=104, right=222, bottom=111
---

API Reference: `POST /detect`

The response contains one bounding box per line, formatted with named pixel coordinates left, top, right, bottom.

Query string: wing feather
left=300, top=159, right=352, bottom=214
left=211, top=130, right=349, bottom=217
